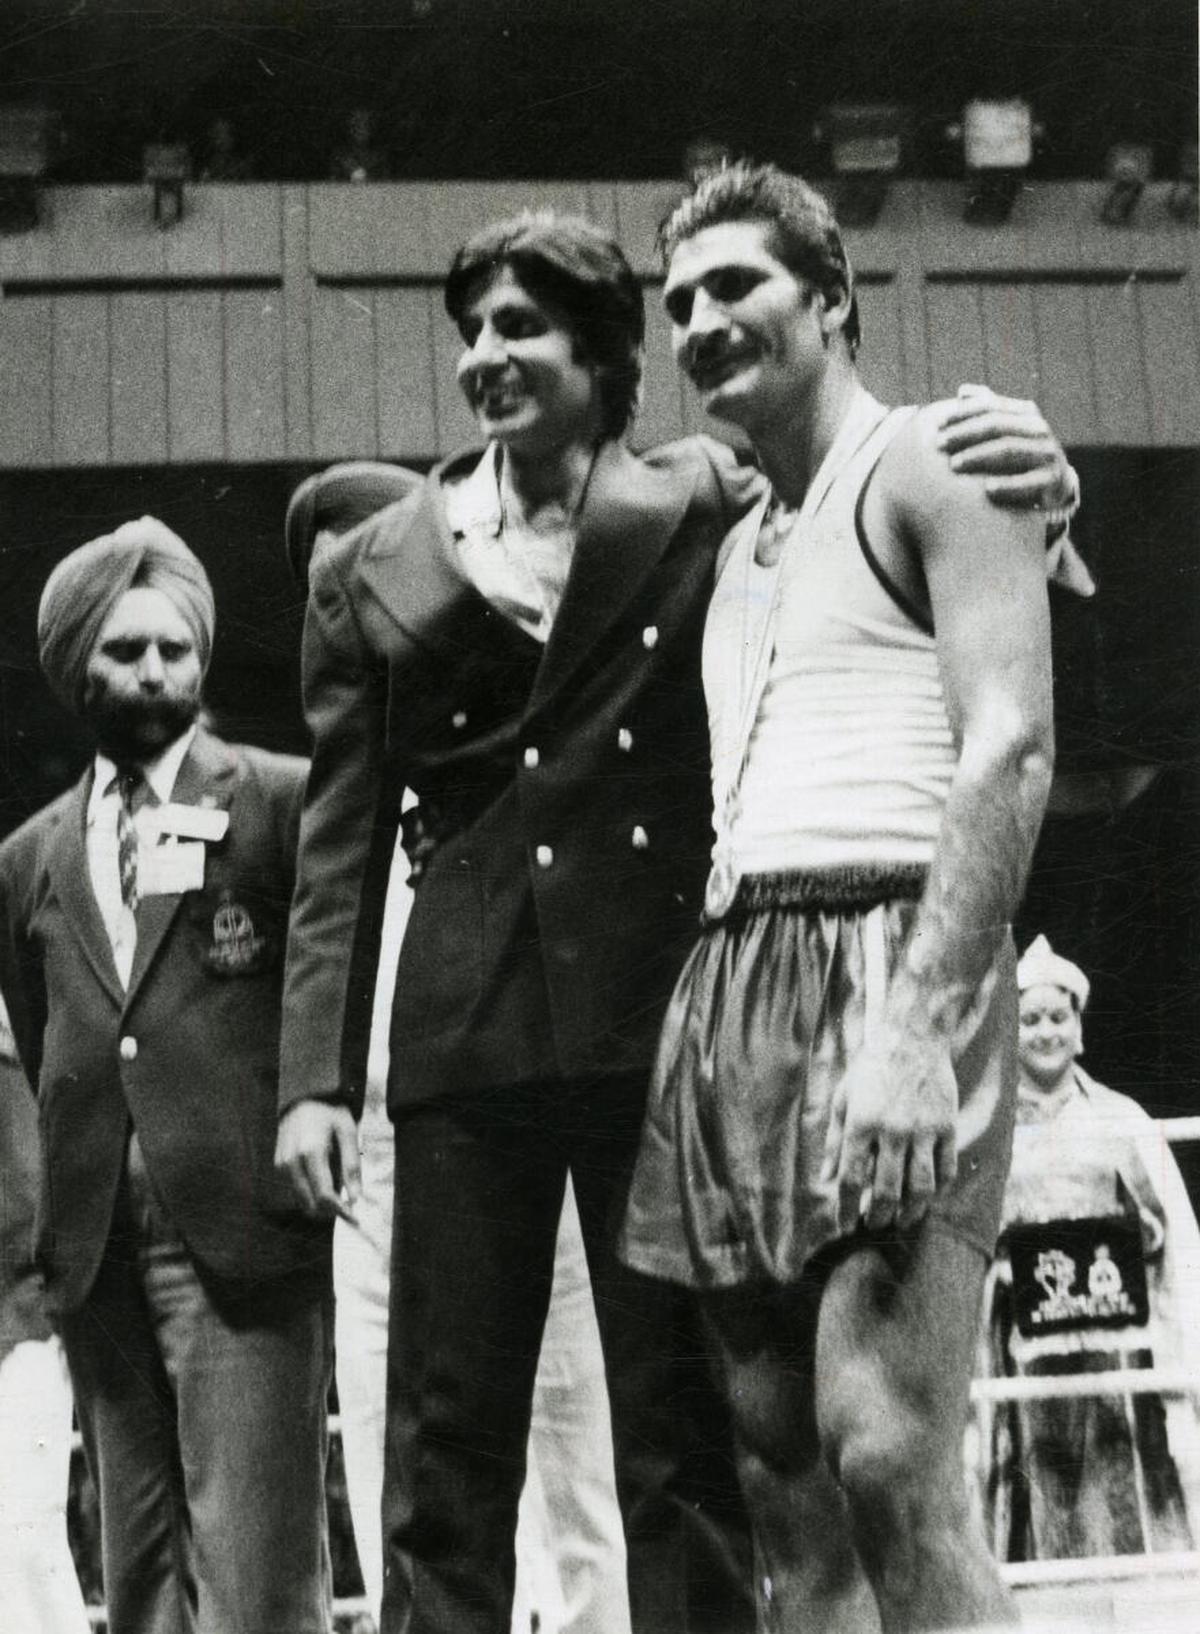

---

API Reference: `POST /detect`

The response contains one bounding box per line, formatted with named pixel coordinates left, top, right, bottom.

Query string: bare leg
left=815, top=1226, right=1018, bottom=1633
left=702, top=1280, right=878, bottom=1634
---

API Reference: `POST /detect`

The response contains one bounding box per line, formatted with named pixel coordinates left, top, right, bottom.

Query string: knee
left=834, top=1428, right=911, bottom=1521
left=826, top=1411, right=964, bottom=1554
left=731, top=1393, right=817, bottom=1504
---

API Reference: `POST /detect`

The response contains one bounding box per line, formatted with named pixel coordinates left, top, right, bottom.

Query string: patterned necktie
left=115, top=767, right=141, bottom=913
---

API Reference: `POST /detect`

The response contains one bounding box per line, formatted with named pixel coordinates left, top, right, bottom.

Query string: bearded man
left=0, top=518, right=333, bottom=1634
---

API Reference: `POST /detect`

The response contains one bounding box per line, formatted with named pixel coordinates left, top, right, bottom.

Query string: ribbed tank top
left=703, top=393, right=957, bottom=876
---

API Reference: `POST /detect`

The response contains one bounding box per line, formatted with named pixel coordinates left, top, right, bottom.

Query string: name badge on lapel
left=139, top=840, right=206, bottom=896
left=148, top=803, right=230, bottom=843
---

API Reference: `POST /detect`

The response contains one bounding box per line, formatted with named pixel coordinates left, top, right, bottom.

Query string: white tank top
left=703, top=391, right=957, bottom=877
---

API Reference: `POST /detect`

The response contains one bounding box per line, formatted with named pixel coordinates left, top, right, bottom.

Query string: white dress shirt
left=443, top=444, right=576, bottom=643
left=85, top=726, right=196, bottom=988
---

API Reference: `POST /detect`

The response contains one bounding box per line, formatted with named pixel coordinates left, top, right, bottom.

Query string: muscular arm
left=824, top=408, right=1054, bottom=1232
left=934, top=384, right=1092, bottom=595
left=889, top=409, right=1054, bottom=1032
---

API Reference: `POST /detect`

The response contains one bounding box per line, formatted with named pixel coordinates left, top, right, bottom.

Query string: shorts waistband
left=732, top=863, right=928, bottom=916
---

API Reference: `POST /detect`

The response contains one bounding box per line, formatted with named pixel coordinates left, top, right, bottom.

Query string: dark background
left=1, top=0, right=1195, bottom=184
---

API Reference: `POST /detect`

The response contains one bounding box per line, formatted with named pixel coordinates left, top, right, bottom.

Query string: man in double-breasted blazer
left=275, top=210, right=1080, bottom=1634
left=0, top=519, right=333, bottom=1634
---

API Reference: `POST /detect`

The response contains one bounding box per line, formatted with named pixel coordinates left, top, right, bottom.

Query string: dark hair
left=444, top=211, right=645, bottom=438
left=659, top=160, right=861, bottom=356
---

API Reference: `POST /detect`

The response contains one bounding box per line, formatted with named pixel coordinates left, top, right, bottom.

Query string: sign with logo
left=1006, top=1215, right=1149, bottom=1339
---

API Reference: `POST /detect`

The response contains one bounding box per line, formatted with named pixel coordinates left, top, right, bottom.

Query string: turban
left=37, top=516, right=215, bottom=711
left=1016, top=934, right=1090, bottom=1010
left=285, top=461, right=423, bottom=588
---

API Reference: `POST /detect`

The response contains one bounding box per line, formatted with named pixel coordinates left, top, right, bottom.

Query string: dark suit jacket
left=281, top=436, right=761, bottom=1113
left=0, top=730, right=329, bottom=1314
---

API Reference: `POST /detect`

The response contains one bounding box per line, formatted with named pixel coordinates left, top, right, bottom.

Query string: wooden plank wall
left=1, top=180, right=1196, bottom=468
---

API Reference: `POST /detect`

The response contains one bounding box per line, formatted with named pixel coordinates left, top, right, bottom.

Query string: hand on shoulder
left=883, top=406, right=1046, bottom=568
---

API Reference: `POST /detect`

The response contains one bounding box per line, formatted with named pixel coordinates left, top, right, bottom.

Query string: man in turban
left=0, top=520, right=334, bottom=1634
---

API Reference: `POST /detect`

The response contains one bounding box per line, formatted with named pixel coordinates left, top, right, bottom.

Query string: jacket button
left=119, top=1036, right=138, bottom=1062
left=535, top=844, right=554, bottom=869
left=631, top=825, right=649, bottom=850
left=451, top=710, right=468, bottom=729
left=617, top=728, right=633, bottom=752
left=523, top=746, right=540, bottom=769
left=641, top=625, right=659, bottom=650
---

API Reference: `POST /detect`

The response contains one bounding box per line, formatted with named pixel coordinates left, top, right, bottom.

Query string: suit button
left=119, top=1036, right=138, bottom=1062
left=535, top=844, right=554, bottom=869
left=631, top=825, right=649, bottom=850
left=523, top=746, right=540, bottom=769
left=641, top=625, right=659, bottom=650
left=451, top=710, right=468, bottom=729
left=617, top=728, right=633, bottom=752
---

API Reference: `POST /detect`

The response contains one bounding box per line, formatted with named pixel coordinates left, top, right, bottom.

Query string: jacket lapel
left=355, top=455, right=508, bottom=662
left=44, top=771, right=125, bottom=1007
left=528, top=441, right=697, bottom=709
left=125, top=731, right=236, bottom=1005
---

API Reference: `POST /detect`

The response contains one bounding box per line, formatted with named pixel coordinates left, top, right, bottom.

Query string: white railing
left=972, top=1366, right=1200, bottom=1404
left=977, top=1115, right=1200, bottom=1594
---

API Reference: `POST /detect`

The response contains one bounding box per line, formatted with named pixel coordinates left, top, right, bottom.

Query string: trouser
left=59, top=1134, right=334, bottom=1634
left=379, top=1074, right=754, bottom=1634
left=513, top=1180, right=630, bottom=1634
left=334, top=1099, right=630, bottom=1634
left=0, top=1335, right=90, bottom=1633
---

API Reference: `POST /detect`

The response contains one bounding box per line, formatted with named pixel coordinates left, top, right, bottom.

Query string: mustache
left=83, top=687, right=200, bottom=753
left=684, top=334, right=744, bottom=377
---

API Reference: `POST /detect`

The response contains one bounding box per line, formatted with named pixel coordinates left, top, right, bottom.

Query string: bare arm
left=934, top=384, right=1093, bottom=596
left=823, top=408, right=1055, bottom=1233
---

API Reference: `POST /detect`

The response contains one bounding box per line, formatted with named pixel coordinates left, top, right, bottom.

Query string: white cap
left=1016, top=934, right=1090, bottom=1009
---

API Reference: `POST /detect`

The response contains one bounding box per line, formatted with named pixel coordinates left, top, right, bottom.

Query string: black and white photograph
left=0, top=4, right=1197, bottom=1632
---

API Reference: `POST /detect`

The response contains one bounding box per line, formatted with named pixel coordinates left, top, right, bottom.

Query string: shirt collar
left=442, top=444, right=502, bottom=540
left=89, top=724, right=198, bottom=820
